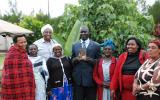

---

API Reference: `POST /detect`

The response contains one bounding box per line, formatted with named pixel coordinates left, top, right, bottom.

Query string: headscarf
left=41, top=24, right=53, bottom=34
left=52, top=43, right=62, bottom=49
left=100, top=39, right=116, bottom=51
left=52, top=43, right=64, bottom=58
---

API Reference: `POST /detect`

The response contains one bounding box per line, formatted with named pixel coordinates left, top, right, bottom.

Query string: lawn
left=0, top=55, right=5, bottom=69
left=0, top=54, right=5, bottom=90
left=0, top=56, right=4, bottom=64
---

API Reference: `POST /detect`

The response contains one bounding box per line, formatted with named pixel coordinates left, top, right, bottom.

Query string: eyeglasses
left=147, top=46, right=159, bottom=50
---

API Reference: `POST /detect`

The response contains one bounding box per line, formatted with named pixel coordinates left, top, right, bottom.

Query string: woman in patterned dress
left=46, top=43, right=73, bottom=100
left=133, top=39, right=160, bottom=100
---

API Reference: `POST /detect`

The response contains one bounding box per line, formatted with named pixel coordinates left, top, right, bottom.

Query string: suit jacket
left=72, top=39, right=101, bottom=87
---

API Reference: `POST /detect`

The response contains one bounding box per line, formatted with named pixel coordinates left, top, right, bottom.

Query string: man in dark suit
left=72, top=26, right=101, bottom=100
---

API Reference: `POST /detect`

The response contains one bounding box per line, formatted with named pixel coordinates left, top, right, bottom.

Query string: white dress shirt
left=80, top=38, right=90, bottom=48
left=34, top=38, right=57, bottom=61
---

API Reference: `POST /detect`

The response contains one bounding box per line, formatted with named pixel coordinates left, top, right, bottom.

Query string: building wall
left=0, top=35, right=13, bottom=51
left=0, top=35, right=7, bottom=51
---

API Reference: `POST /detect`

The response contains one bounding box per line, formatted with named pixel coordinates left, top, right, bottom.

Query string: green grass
left=0, top=56, right=4, bottom=64
left=0, top=55, right=5, bottom=67
left=0, top=55, right=5, bottom=88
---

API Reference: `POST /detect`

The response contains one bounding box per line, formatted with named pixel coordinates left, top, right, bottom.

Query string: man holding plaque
left=72, top=26, right=101, bottom=100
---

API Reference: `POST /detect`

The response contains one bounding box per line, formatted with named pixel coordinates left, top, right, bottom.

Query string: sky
left=0, top=0, right=78, bottom=18
left=0, top=0, right=156, bottom=18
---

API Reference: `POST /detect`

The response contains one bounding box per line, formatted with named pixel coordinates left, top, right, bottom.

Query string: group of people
left=1, top=24, right=160, bottom=100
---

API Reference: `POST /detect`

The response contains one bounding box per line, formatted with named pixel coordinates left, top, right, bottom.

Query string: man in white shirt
left=34, top=24, right=57, bottom=61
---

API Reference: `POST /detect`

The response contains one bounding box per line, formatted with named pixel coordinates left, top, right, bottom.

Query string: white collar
left=80, top=38, right=90, bottom=43
left=42, top=38, right=52, bottom=43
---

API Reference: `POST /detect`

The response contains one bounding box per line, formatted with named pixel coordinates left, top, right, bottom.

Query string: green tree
left=148, top=0, right=160, bottom=24
left=56, top=4, right=81, bottom=40
left=19, top=16, right=43, bottom=45
left=76, top=0, right=154, bottom=54
left=36, top=10, right=50, bottom=23
left=1, top=0, right=155, bottom=56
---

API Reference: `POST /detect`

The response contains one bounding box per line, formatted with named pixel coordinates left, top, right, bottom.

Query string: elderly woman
left=93, top=39, right=117, bottom=100
left=132, top=39, right=160, bottom=100
left=110, top=37, right=148, bottom=100
left=34, top=24, right=57, bottom=61
left=46, top=43, right=73, bottom=100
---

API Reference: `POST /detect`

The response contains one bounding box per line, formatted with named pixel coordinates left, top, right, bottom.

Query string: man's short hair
left=80, top=26, right=89, bottom=34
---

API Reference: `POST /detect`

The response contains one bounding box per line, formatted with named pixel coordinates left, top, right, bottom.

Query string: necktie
left=81, top=41, right=87, bottom=54
left=82, top=41, right=86, bottom=49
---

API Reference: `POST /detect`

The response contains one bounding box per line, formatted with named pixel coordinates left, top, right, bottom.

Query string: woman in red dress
left=93, top=39, right=116, bottom=100
left=110, top=37, right=148, bottom=100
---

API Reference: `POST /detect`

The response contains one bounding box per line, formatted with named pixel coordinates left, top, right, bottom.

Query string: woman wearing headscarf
left=46, top=43, right=73, bottom=100
left=34, top=24, right=57, bottom=61
left=133, top=39, right=160, bottom=100
left=93, top=39, right=117, bottom=100
left=110, top=37, right=148, bottom=100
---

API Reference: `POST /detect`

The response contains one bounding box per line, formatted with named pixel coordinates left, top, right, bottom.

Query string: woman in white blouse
left=28, top=44, right=49, bottom=100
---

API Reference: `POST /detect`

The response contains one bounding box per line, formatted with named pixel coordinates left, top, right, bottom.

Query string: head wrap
left=41, top=24, right=53, bottom=34
left=52, top=43, right=62, bottom=49
left=101, top=39, right=116, bottom=51
left=52, top=43, right=64, bottom=58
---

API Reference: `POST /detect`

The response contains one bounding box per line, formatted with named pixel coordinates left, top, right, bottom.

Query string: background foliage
left=0, top=0, right=157, bottom=56
left=76, top=0, right=154, bottom=54
left=148, top=0, right=160, bottom=24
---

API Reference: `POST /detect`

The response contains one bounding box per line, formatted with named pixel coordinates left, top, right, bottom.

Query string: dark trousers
left=73, top=84, right=97, bottom=100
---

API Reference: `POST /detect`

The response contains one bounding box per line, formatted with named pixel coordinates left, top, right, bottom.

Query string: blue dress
left=49, top=75, right=73, bottom=100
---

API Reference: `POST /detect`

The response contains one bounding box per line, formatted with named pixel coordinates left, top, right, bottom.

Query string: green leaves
left=64, top=20, right=82, bottom=56
left=19, top=16, right=43, bottom=44
left=76, top=0, right=154, bottom=55
left=1, top=0, right=155, bottom=57
left=148, top=0, right=160, bottom=24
